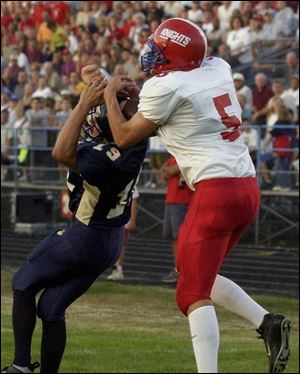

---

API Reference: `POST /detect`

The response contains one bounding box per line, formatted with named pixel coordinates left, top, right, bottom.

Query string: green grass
left=1, top=268, right=299, bottom=373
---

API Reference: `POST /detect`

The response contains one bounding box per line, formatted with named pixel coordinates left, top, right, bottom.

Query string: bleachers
left=1, top=229, right=298, bottom=297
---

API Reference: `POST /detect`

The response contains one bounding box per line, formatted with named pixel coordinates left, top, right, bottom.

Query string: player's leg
left=211, top=274, right=269, bottom=327
left=3, top=222, right=123, bottom=373
left=2, top=229, right=72, bottom=373
left=177, top=227, right=228, bottom=373
left=176, top=178, right=261, bottom=373
left=176, top=184, right=229, bottom=373
left=210, top=216, right=269, bottom=329
left=210, top=180, right=267, bottom=329
left=162, top=204, right=188, bottom=283
left=162, top=204, right=177, bottom=282
left=37, top=273, right=100, bottom=373
left=36, top=225, right=123, bottom=373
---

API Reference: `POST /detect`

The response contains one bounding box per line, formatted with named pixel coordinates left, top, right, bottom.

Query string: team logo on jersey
left=87, top=104, right=106, bottom=125
left=159, top=28, right=191, bottom=47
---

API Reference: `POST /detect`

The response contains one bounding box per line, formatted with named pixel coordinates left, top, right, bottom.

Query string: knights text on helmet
left=159, top=28, right=191, bottom=47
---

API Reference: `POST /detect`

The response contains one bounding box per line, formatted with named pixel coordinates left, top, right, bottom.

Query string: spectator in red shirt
left=19, top=10, right=36, bottom=32
left=1, top=3, right=14, bottom=29
left=30, top=1, right=52, bottom=26
left=105, top=16, right=124, bottom=44
left=160, top=156, right=194, bottom=283
left=122, top=7, right=135, bottom=37
left=252, top=73, right=274, bottom=125
left=50, top=1, right=71, bottom=25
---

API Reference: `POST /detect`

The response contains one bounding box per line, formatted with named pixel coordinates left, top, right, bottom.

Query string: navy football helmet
left=81, top=97, right=129, bottom=144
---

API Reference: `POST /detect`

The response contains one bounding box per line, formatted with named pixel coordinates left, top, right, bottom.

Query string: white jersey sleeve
left=138, top=79, right=181, bottom=126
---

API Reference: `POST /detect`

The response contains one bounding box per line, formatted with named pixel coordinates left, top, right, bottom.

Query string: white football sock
left=188, top=305, right=220, bottom=373
left=211, top=274, right=268, bottom=328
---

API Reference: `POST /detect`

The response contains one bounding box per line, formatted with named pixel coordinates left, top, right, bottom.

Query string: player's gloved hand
left=79, top=79, right=108, bottom=110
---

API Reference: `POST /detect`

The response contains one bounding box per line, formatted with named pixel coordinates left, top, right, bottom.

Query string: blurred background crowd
left=1, top=1, right=299, bottom=191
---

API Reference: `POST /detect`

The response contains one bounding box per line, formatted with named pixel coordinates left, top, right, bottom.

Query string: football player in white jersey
left=102, top=18, right=291, bottom=374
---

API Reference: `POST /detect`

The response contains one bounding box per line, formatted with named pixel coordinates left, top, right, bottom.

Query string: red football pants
left=176, top=177, right=260, bottom=315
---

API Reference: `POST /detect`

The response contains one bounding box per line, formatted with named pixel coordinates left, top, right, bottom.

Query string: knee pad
left=37, top=291, right=65, bottom=322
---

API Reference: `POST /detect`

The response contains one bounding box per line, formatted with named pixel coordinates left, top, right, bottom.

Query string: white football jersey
left=138, top=57, right=256, bottom=190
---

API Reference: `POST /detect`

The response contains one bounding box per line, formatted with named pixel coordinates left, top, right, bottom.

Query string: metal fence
left=1, top=122, right=299, bottom=188
left=1, top=120, right=299, bottom=247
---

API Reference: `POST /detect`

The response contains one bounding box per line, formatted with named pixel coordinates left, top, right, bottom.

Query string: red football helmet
left=140, top=18, right=207, bottom=76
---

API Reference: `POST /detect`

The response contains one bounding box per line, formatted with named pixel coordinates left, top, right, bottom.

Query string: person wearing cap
left=233, top=72, right=253, bottom=114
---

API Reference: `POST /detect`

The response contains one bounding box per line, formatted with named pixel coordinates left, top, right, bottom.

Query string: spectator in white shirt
left=11, top=45, right=30, bottom=76
left=226, top=15, right=253, bottom=64
left=284, top=75, right=299, bottom=109
left=233, top=72, right=253, bottom=113
left=273, top=1, right=297, bottom=38
left=187, top=2, right=203, bottom=23
left=162, top=1, right=184, bottom=17
left=128, top=12, right=147, bottom=52
left=217, top=1, right=241, bottom=31
left=201, top=10, right=214, bottom=35
left=32, top=76, right=53, bottom=99
left=267, top=79, right=297, bottom=126
left=241, top=121, right=258, bottom=163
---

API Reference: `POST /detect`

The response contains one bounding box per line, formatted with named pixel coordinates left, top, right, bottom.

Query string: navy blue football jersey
left=66, top=138, right=147, bottom=229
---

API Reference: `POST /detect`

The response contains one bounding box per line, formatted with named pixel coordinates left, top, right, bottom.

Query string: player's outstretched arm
left=104, top=76, right=157, bottom=149
left=52, top=79, right=107, bottom=170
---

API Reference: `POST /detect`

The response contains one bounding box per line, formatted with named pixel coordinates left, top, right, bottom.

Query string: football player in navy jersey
left=2, top=75, right=147, bottom=374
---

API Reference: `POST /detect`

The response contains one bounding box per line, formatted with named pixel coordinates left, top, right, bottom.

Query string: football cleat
left=2, top=362, right=40, bottom=373
left=161, top=269, right=179, bottom=283
left=257, top=313, right=291, bottom=373
left=107, top=267, right=124, bottom=281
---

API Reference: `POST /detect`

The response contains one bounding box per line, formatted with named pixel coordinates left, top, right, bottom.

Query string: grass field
left=1, top=268, right=299, bottom=373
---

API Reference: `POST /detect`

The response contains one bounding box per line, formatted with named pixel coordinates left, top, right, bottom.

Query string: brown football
left=121, top=98, right=139, bottom=120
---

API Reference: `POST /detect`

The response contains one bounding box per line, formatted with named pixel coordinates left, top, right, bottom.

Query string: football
left=121, top=98, right=139, bottom=120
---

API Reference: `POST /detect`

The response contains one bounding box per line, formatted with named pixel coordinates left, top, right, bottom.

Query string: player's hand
left=81, top=65, right=103, bottom=85
left=104, top=75, right=139, bottom=99
left=78, top=79, right=108, bottom=110
left=125, top=220, right=136, bottom=231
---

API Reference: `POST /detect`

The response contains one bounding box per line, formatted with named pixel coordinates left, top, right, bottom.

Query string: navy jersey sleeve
left=76, top=139, right=147, bottom=192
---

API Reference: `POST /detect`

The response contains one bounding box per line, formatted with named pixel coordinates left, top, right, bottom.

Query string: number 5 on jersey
left=213, top=93, right=241, bottom=142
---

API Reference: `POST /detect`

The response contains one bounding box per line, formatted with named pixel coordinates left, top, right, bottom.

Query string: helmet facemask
left=80, top=103, right=113, bottom=144
left=140, top=35, right=166, bottom=74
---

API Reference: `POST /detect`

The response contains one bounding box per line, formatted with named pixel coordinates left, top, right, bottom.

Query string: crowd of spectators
left=1, top=1, right=299, bottom=190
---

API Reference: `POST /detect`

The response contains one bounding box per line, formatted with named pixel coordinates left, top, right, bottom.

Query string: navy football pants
left=12, top=220, right=124, bottom=321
